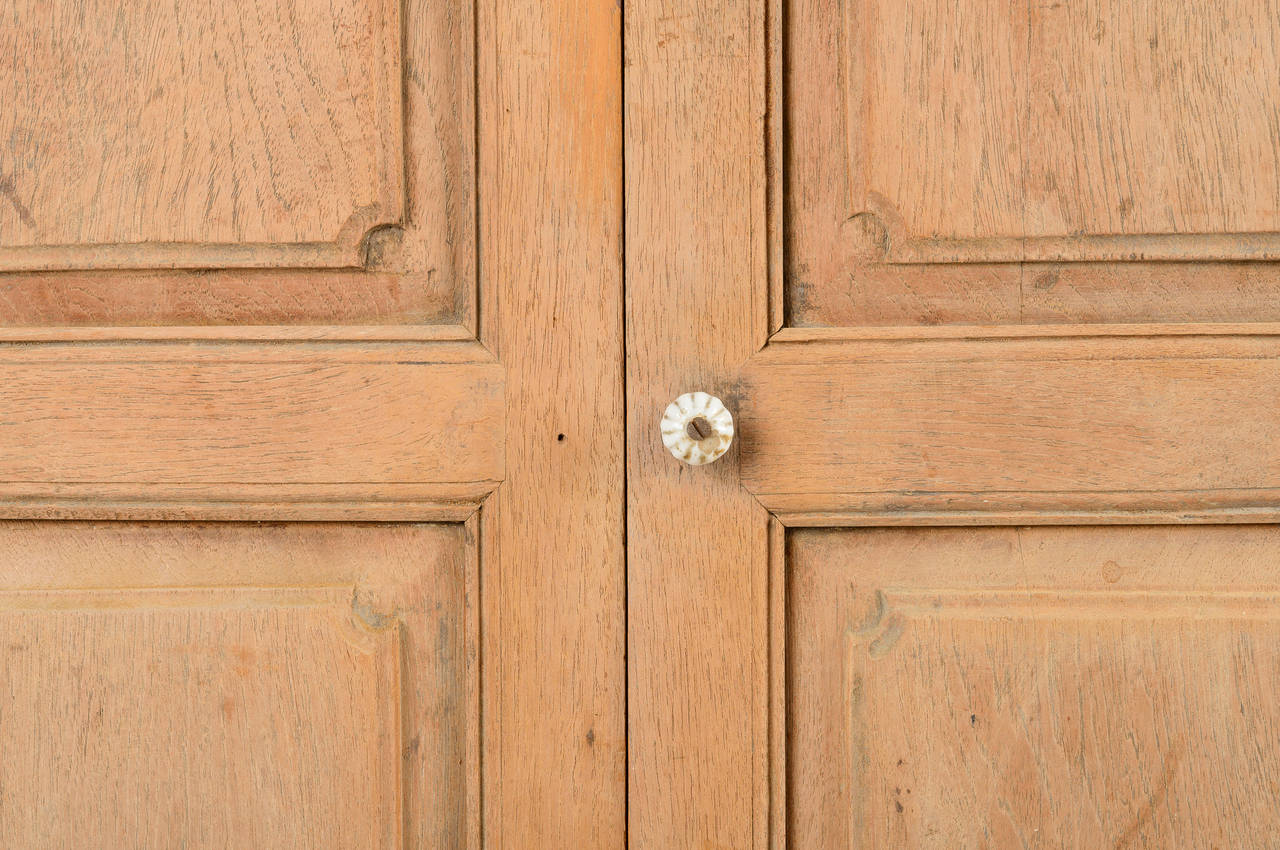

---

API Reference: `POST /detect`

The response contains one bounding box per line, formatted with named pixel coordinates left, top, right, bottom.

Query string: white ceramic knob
left=661, top=392, right=734, bottom=465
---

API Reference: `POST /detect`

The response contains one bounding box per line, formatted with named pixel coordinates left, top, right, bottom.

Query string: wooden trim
left=0, top=232, right=380, bottom=274
left=739, top=335, right=1280, bottom=507
left=0, top=339, right=494, bottom=365
left=883, top=229, right=1280, bottom=266
left=766, top=517, right=787, bottom=850
left=0, top=0, right=477, bottom=335
left=0, top=520, right=481, bottom=844
left=0, top=482, right=495, bottom=522
left=626, top=0, right=771, bottom=840
left=765, top=0, right=785, bottom=336
left=752, top=326, right=1280, bottom=366
left=761, top=492, right=1280, bottom=528
left=771, top=322, right=1280, bottom=344
left=0, top=350, right=503, bottom=503
left=774, top=4, right=1280, bottom=330
left=480, top=0, right=625, bottom=843
left=0, top=324, right=481, bottom=344
left=477, top=491, right=501, bottom=849
left=464, top=508, right=486, bottom=850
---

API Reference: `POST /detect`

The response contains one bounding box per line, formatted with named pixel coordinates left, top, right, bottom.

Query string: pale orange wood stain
left=0, top=0, right=474, bottom=330
left=0, top=0, right=624, bottom=846
left=0, top=523, right=468, bottom=848
left=628, top=0, right=1280, bottom=847
left=787, top=0, right=1280, bottom=328
left=790, top=527, right=1280, bottom=847
left=9, top=0, right=1280, bottom=843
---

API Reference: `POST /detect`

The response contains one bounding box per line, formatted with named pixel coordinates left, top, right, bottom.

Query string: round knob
left=661, top=392, right=734, bottom=465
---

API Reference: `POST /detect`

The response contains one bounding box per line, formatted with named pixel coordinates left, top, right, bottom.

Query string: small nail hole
left=557, top=434, right=565, bottom=441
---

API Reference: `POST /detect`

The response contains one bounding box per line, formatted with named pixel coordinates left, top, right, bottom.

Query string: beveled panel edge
left=763, top=516, right=786, bottom=850
left=0, top=208, right=395, bottom=273
left=769, top=321, right=1280, bottom=345
left=0, top=334, right=495, bottom=363
left=0, top=322, right=481, bottom=345
left=0, top=0, right=481, bottom=337
left=0, top=519, right=481, bottom=848
left=755, top=493, right=1280, bottom=529
left=0, top=482, right=496, bottom=522
left=883, top=226, right=1280, bottom=266
left=764, top=0, right=785, bottom=340
left=464, top=505, right=486, bottom=850
left=766, top=0, right=1280, bottom=331
left=850, top=197, right=1280, bottom=266
left=0, top=0, right=406, bottom=275
left=750, top=323, right=1280, bottom=374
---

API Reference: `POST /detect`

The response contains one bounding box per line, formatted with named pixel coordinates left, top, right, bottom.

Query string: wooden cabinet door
left=627, top=0, right=1280, bottom=846
left=0, top=1, right=623, bottom=847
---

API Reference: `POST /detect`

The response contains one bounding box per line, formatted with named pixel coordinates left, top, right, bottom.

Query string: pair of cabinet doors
left=3, top=0, right=1280, bottom=847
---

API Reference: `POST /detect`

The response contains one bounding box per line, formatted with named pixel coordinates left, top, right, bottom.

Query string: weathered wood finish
left=739, top=332, right=1280, bottom=511
left=630, top=0, right=1280, bottom=845
left=0, top=521, right=472, bottom=848
left=2, top=0, right=402, bottom=254
left=626, top=0, right=770, bottom=845
left=0, top=346, right=502, bottom=489
left=0, top=0, right=475, bottom=330
left=789, top=526, right=1280, bottom=848
left=481, top=0, right=626, bottom=843
left=1, top=0, right=625, bottom=845
left=787, top=0, right=1280, bottom=327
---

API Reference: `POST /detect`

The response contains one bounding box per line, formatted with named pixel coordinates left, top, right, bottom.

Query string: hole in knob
left=686, top=416, right=713, bottom=441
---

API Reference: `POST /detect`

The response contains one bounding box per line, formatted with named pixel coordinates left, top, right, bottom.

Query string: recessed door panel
left=785, top=0, right=1280, bottom=327
left=787, top=526, right=1280, bottom=847
left=0, top=0, right=475, bottom=331
left=0, top=521, right=476, bottom=849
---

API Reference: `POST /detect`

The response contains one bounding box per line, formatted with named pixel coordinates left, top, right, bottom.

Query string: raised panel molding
left=779, top=0, right=1280, bottom=327
left=834, top=0, right=1280, bottom=256
left=1, top=0, right=403, bottom=268
left=0, top=0, right=476, bottom=332
left=1, top=587, right=404, bottom=845
left=781, top=526, right=1280, bottom=847
left=0, top=521, right=479, bottom=848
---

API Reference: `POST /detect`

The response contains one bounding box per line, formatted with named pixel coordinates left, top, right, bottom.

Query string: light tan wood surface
left=0, top=0, right=474, bottom=328
left=0, top=0, right=623, bottom=846
left=13, top=0, right=1280, bottom=842
left=627, top=0, right=1280, bottom=846
left=789, top=526, right=1280, bottom=848
left=625, top=0, right=770, bottom=845
left=480, top=0, right=626, bottom=844
left=0, top=522, right=467, bottom=848
left=2, top=0, right=402, bottom=255
left=786, top=0, right=1280, bottom=328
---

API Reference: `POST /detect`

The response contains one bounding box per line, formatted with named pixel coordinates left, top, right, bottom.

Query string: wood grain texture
left=625, top=0, right=771, bottom=845
left=0, top=0, right=402, bottom=256
left=0, top=521, right=473, bottom=849
left=633, top=0, right=1280, bottom=844
left=788, top=526, right=1280, bottom=848
left=0, top=346, right=502, bottom=489
left=0, top=269, right=455, bottom=331
left=478, top=0, right=625, bottom=844
left=0, top=0, right=474, bottom=330
left=785, top=0, right=1280, bottom=327
left=740, top=334, right=1280, bottom=510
